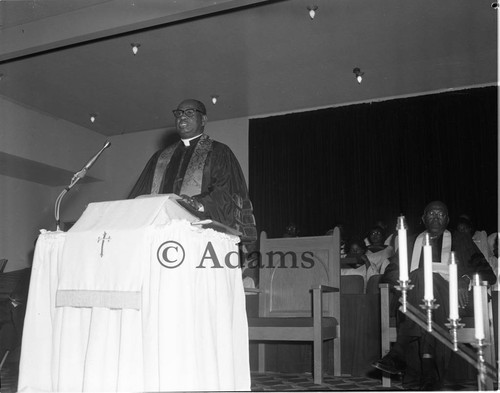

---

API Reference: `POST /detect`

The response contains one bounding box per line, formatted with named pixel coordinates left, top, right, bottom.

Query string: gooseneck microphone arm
left=54, top=141, right=111, bottom=231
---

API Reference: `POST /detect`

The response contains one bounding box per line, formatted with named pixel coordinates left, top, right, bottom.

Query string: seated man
left=372, top=201, right=496, bottom=390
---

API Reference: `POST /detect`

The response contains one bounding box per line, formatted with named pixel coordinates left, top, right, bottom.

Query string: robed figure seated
left=372, top=201, right=496, bottom=390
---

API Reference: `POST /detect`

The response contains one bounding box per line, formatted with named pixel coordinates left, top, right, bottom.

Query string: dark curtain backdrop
left=249, top=87, right=497, bottom=240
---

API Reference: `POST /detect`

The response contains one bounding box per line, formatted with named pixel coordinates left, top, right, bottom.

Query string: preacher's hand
left=180, top=194, right=203, bottom=211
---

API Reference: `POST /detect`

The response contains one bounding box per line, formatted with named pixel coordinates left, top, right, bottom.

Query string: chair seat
left=248, top=316, right=337, bottom=328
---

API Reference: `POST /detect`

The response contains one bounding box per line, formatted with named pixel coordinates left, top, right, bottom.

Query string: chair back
left=340, top=275, right=364, bottom=294
left=366, top=274, right=383, bottom=294
left=258, top=229, right=340, bottom=319
left=0, top=268, right=29, bottom=300
left=0, top=259, right=7, bottom=274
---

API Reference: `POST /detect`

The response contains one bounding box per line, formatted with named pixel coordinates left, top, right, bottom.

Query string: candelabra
left=471, top=338, right=489, bottom=391
left=394, top=279, right=413, bottom=312
left=420, top=298, right=439, bottom=332
left=444, top=318, right=465, bottom=351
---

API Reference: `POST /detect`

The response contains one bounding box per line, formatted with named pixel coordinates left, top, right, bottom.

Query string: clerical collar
left=428, top=232, right=444, bottom=240
left=181, top=134, right=203, bottom=147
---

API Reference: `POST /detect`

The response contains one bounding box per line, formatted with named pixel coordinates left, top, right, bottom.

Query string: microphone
left=55, top=140, right=111, bottom=231
left=73, top=140, right=111, bottom=181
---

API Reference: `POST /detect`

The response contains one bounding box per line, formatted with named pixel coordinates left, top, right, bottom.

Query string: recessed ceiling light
left=353, top=67, right=365, bottom=84
left=131, top=43, right=141, bottom=55
left=307, top=5, right=318, bottom=20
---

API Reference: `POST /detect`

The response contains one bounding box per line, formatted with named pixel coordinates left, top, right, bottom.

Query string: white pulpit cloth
left=57, top=195, right=201, bottom=309
left=18, top=197, right=250, bottom=392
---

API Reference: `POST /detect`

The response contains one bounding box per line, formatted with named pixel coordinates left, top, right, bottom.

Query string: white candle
left=473, top=274, right=485, bottom=340
left=423, top=233, right=433, bottom=300
left=397, top=216, right=409, bottom=281
left=449, top=252, right=459, bottom=320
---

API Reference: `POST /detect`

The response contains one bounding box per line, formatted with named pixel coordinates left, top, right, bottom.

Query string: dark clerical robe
left=128, top=134, right=257, bottom=242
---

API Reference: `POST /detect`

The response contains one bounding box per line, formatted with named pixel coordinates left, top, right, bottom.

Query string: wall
left=0, top=175, right=53, bottom=270
left=0, top=97, right=108, bottom=271
left=206, top=117, right=249, bottom=183
left=60, top=117, right=250, bottom=222
left=0, top=97, right=107, bottom=174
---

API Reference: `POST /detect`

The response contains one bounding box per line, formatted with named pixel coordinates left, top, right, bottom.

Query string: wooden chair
left=340, top=275, right=365, bottom=294
left=0, top=259, right=7, bottom=274
left=379, top=283, right=497, bottom=389
left=0, top=267, right=32, bottom=371
left=0, top=268, right=28, bottom=300
left=248, top=229, right=341, bottom=384
left=366, top=274, right=383, bottom=294
left=379, top=283, right=398, bottom=387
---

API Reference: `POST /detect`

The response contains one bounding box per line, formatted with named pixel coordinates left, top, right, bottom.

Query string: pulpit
left=18, top=195, right=250, bottom=392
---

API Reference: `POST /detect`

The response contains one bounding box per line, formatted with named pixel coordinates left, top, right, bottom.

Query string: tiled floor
left=250, top=372, right=483, bottom=391
left=1, top=361, right=482, bottom=392
left=251, top=372, right=403, bottom=391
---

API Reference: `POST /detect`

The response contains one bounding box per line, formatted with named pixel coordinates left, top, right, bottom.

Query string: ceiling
left=0, top=0, right=497, bottom=136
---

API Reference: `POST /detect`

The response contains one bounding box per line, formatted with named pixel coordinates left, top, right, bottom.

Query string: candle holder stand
left=471, top=338, right=489, bottom=391
left=395, top=279, right=414, bottom=312
left=400, top=301, right=496, bottom=388
left=419, top=299, right=439, bottom=332
left=444, top=318, right=465, bottom=351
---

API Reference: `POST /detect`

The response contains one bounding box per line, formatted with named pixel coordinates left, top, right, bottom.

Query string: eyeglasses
left=172, top=108, right=204, bottom=118
left=425, top=211, right=447, bottom=219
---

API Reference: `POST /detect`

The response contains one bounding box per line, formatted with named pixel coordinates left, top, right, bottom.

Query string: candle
left=423, top=233, right=433, bottom=300
left=397, top=216, right=409, bottom=281
left=449, top=252, right=459, bottom=320
left=473, top=274, right=484, bottom=340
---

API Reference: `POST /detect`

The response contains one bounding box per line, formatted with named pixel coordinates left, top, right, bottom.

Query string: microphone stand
left=54, top=141, right=111, bottom=231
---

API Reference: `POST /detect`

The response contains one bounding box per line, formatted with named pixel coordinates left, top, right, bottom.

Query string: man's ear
left=421, top=215, right=425, bottom=226
left=202, top=114, right=208, bottom=126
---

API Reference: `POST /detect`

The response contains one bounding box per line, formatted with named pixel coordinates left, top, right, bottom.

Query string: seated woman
left=366, top=225, right=394, bottom=260
left=341, top=238, right=378, bottom=289
left=344, top=227, right=394, bottom=287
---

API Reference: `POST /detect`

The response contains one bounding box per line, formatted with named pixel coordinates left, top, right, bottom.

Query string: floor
left=1, top=359, right=482, bottom=392
left=250, top=372, right=482, bottom=391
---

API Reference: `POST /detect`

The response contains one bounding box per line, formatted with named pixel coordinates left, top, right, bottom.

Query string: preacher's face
left=173, top=99, right=207, bottom=139
left=422, top=201, right=449, bottom=236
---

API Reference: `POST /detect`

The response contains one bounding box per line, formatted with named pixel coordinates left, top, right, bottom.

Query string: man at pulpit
left=128, top=98, right=257, bottom=243
left=372, top=201, right=496, bottom=390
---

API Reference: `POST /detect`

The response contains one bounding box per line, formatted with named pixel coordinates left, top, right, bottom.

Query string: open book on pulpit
left=136, top=194, right=242, bottom=237
left=191, top=219, right=242, bottom=237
